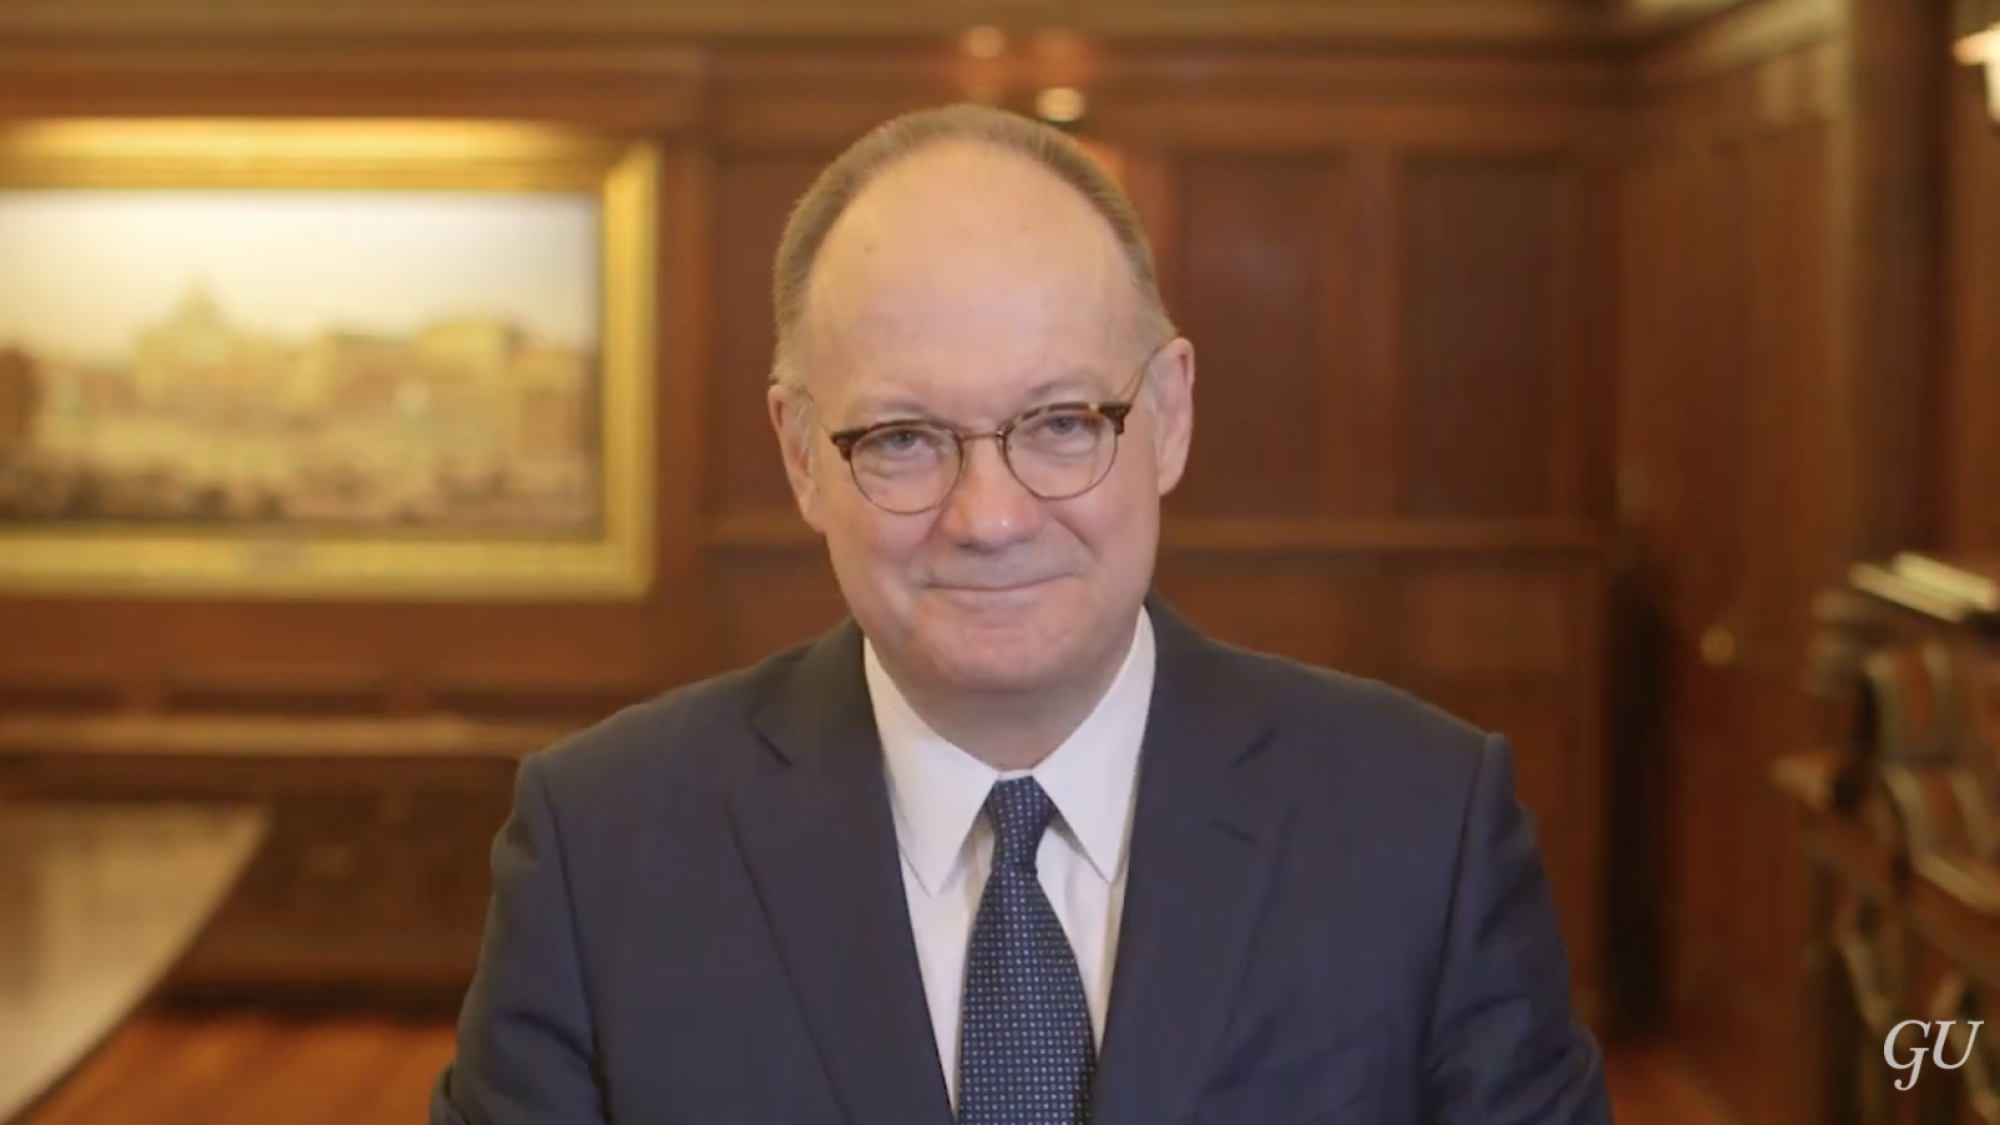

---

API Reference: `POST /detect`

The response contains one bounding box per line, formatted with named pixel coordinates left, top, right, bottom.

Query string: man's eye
left=860, top=426, right=944, bottom=457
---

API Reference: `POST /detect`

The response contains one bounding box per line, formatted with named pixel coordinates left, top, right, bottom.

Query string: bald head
left=801, top=142, right=1144, bottom=403
left=769, top=103, right=1172, bottom=394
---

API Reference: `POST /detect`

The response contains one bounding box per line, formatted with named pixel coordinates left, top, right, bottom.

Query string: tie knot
left=984, top=777, right=1056, bottom=872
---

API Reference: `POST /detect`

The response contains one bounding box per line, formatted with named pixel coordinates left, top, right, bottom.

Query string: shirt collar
left=867, top=608, right=1156, bottom=896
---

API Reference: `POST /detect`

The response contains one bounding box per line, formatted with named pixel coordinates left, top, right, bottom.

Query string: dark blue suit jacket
left=432, top=598, right=1613, bottom=1124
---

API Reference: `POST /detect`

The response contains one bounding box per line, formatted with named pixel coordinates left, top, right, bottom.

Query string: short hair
left=769, top=102, right=1175, bottom=391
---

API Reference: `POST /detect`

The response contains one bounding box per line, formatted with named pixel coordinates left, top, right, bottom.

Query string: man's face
left=768, top=143, right=1194, bottom=701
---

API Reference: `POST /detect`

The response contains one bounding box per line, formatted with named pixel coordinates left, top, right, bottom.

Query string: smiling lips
left=934, top=578, right=1054, bottom=596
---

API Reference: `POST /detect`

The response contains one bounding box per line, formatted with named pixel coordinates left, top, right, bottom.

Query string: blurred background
left=0, top=0, right=1995, bottom=1122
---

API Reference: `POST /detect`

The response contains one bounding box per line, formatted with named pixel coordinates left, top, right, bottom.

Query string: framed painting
left=0, top=120, right=656, bottom=599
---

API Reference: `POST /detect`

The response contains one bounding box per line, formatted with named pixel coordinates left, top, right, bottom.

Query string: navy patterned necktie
left=957, top=777, right=1096, bottom=1125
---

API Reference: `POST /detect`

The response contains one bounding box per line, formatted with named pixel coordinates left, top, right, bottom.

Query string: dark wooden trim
left=0, top=45, right=707, bottom=127
left=0, top=680, right=125, bottom=718
left=161, top=664, right=393, bottom=716
left=708, top=46, right=1623, bottom=100
left=1605, top=0, right=1772, bottom=42
left=0, top=0, right=1610, bottom=48
left=1628, top=0, right=1844, bottom=94
left=653, top=137, right=719, bottom=684
left=0, top=715, right=569, bottom=759
left=1353, top=149, right=1407, bottom=518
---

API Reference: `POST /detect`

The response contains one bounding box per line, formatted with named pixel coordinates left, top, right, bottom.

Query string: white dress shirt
left=863, top=608, right=1155, bottom=1109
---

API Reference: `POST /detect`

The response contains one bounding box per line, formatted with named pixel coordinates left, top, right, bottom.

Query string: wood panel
left=1346, top=151, right=1408, bottom=520
left=1737, top=121, right=1835, bottom=676
left=0, top=665, right=124, bottom=716
left=1943, top=53, right=2000, bottom=553
left=708, top=151, right=838, bottom=519
left=158, top=665, right=391, bottom=717
left=700, top=549, right=848, bottom=674
left=1169, top=156, right=1331, bottom=518
left=1396, top=564, right=1578, bottom=680
left=1836, top=0, right=1944, bottom=562
left=0, top=45, right=704, bottom=128
left=0, top=0, right=1624, bottom=48
left=1149, top=557, right=1392, bottom=677
left=1404, top=156, right=1573, bottom=519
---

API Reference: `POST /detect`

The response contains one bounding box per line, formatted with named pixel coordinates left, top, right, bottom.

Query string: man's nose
left=935, top=437, right=1043, bottom=547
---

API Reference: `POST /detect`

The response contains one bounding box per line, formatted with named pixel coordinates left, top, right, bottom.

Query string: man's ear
left=1149, top=338, right=1195, bottom=496
left=768, top=384, right=827, bottom=534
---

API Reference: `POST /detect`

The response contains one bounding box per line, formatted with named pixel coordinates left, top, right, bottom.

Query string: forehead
left=800, top=145, right=1144, bottom=416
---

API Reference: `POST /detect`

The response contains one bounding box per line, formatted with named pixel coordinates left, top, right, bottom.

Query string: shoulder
left=523, top=637, right=812, bottom=808
left=1219, top=642, right=1496, bottom=803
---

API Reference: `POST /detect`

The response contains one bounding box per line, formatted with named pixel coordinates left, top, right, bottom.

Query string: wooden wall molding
left=1609, top=0, right=1766, bottom=38
left=1632, top=40, right=1843, bottom=146
left=427, top=670, right=667, bottom=723
left=0, top=0, right=1613, bottom=49
left=1830, top=0, right=1945, bottom=562
left=0, top=714, right=567, bottom=760
left=0, top=665, right=125, bottom=716
left=708, top=45, right=1624, bottom=100
left=715, top=95, right=1621, bottom=152
left=702, top=44, right=1623, bottom=150
left=0, top=44, right=706, bottom=126
left=160, top=663, right=394, bottom=717
left=1944, top=52, right=2000, bottom=552
left=1629, top=0, right=1844, bottom=93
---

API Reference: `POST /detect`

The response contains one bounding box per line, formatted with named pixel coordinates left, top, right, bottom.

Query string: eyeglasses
left=821, top=342, right=1167, bottom=516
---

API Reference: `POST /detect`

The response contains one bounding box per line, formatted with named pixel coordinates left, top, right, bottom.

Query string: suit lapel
left=727, top=599, right=1289, bottom=1125
left=733, top=622, right=955, bottom=1125
left=1089, top=599, right=1294, bottom=1125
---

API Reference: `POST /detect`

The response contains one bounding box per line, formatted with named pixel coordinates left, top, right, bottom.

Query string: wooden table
left=0, top=802, right=268, bottom=1124
left=0, top=714, right=555, bottom=996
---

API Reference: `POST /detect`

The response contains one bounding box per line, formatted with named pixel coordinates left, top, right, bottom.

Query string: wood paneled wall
left=0, top=9, right=1624, bottom=1011
left=1945, top=44, right=2000, bottom=554
left=1618, top=0, right=1945, bottom=1120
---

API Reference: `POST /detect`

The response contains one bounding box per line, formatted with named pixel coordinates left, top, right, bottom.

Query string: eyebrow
left=840, top=369, right=1117, bottom=426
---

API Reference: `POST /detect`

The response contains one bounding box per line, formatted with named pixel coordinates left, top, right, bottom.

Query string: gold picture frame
left=0, top=119, right=656, bottom=600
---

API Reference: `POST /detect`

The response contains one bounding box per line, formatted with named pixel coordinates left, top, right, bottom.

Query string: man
left=432, top=103, right=1612, bottom=1125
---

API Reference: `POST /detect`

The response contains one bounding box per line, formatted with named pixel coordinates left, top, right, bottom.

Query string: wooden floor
left=19, top=1006, right=1733, bottom=1125
left=20, top=1007, right=458, bottom=1125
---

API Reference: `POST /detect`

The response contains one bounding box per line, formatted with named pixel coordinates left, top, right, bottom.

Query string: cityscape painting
left=0, top=122, right=658, bottom=599
left=0, top=189, right=603, bottom=533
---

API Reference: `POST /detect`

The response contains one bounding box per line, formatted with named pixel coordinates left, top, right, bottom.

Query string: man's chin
left=923, top=635, right=1070, bottom=697
left=937, top=663, right=1065, bottom=699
